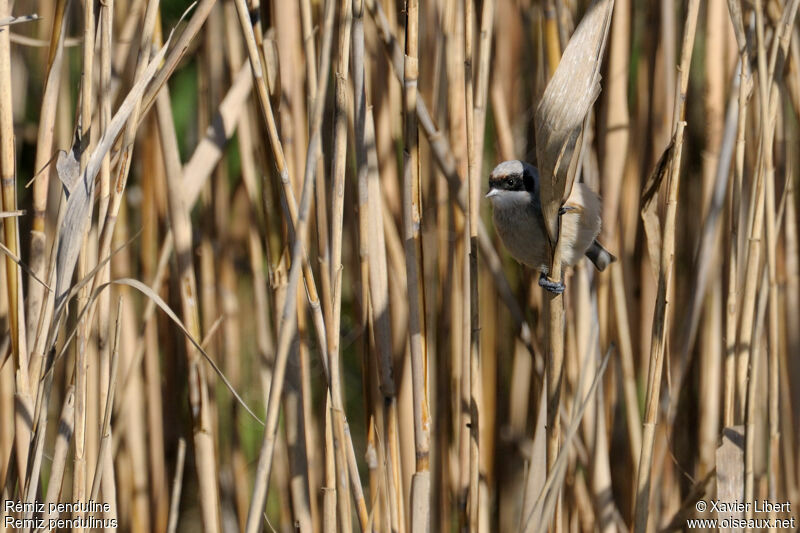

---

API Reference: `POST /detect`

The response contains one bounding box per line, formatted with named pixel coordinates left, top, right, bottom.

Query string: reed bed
left=0, top=0, right=798, bottom=531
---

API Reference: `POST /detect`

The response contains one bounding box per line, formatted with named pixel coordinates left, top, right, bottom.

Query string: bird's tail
left=585, top=240, right=616, bottom=271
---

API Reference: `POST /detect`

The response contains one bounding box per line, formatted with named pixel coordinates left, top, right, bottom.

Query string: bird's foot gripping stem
left=538, top=272, right=565, bottom=294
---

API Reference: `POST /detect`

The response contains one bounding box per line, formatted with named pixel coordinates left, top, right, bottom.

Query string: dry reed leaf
left=0, top=241, right=51, bottom=291
left=52, top=271, right=263, bottom=426
left=111, top=279, right=262, bottom=426
left=55, top=143, right=81, bottom=195
left=54, top=31, right=172, bottom=309
left=640, top=140, right=674, bottom=280
left=534, top=0, right=614, bottom=241
left=0, top=14, right=39, bottom=27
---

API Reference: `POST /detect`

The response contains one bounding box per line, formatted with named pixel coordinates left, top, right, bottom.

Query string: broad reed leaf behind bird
left=534, top=0, right=614, bottom=243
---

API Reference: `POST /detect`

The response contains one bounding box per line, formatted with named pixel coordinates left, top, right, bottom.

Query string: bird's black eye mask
left=488, top=172, right=531, bottom=192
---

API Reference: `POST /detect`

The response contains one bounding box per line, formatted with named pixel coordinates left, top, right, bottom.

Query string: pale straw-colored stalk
left=463, top=0, right=480, bottom=530
left=0, top=0, right=32, bottom=496
left=229, top=0, right=329, bottom=399
left=26, top=0, right=67, bottom=365
left=400, top=0, right=432, bottom=531
left=39, top=385, right=75, bottom=527
left=166, top=439, right=187, bottom=533
left=633, top=1, right=699, bottom=530
left=366, top=0, right=539, bottom=360
left=89, top=298, right=122, bottom=503
left=723, top=0, right=749, bottom=426
left=242, top=0, right=367, bottom=527
left=326, top=0, right=355, bottom=528
left=96, top=0, right=118, bottom=515
left=155, top=88, right=221, bottom=532
left=72, top=0, right=97, bottom=522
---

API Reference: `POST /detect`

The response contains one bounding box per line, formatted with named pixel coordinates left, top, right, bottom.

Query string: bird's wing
left=534, top=0, right=614, bottom=242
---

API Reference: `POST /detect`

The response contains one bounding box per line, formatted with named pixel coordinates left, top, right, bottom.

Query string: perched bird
left=485, top=160, right=615, bottom=293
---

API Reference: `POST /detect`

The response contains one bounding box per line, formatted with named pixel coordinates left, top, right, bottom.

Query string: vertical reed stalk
left=242, top=0, right=349, bottom=527
left=463, top=0, right=480, bottom=530
left=634, top=1, right=699, bottom=531
left=96, top=0, right=117, bottom=514
left=89, top=298, right=122, bottom=502
left=166, top=439, right=187, bottom=533
left=365, top=105, right=406, bottom=533
left=723, top=0, right=749, bottom=426
left=72, top=0, right=96, bottom=523
left=404, top=0, right=431, bottom=529
left=0, top=0, right=32, bottom=497
left=27, top=0, right=67, bottom=366
left=230, top=0, right=329, bottom=402
left=326, top=0, right=354, bottom=528
left=155, top=89, right=221, bottom=533
left=84, top=0, right=159, bottom=337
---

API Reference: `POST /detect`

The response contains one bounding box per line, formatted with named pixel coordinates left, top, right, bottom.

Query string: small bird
left=485, top=160, right=615, bottom=294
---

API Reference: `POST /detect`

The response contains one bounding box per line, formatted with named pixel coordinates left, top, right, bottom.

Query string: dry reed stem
left=366, top=106, right=406, bottom=533
left=761, top=0, right=800, bottom=508
left=724, top=0, right=750, bottom=426
left=532, top=5, right=614, bottom=531
left=139, top=116, right=168, bottom=533
left=239, top=0, right=369, bottom=526
left=96, top=0, right=118, bottom=515
left=352, top=3, right=387, bottom=528
left=139, top=0, right=218, bottom=118
left=633, top=0, right=699, bottom=530
left=89, top=298, right=122, bottom=503
left=327, top=0, right=355, bottom=529
left=463, top=0, right=481, bottom=530
left=241, top=1, right=355, bottom=527
left=26, top=0, right=67, bottom=366
left=600, top=0, right=636, bottom=474
left=745, top=268, right=770, bottom=515
left=472, top=0, right=495, bottom=180
left=156, top=88, right=221, bottom=532
left=610, top=262, right=640, bottom=466
left=736, top=0, right=771, bottom=426
left=71, top=0, right=97, bottom=524
left=366, top=0, right=539, bottom=361
left=0, top=0, right=33, bottom=496
left=299, top=0, right=334, bottom=375
left=402, top=0, right=431, bottom=530
left=91, top=0, right=160, bottom=298
left=230, top=0, right=329, bottom=394
left=166, top=438, right=187, bottom=533
left=38, top=385, right=74, bottom=527
left=1, top=0, right=799, bottom=530
left=523, top=347, right=612, bottom=533
left=323, top=397, right=337, bottom=533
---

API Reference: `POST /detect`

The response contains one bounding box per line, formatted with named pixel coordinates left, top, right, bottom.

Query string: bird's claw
left=538, top=273, right=565, bottom=294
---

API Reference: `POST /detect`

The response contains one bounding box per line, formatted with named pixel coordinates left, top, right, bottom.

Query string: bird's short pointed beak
left=485, top=188, right=499, bottom=199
